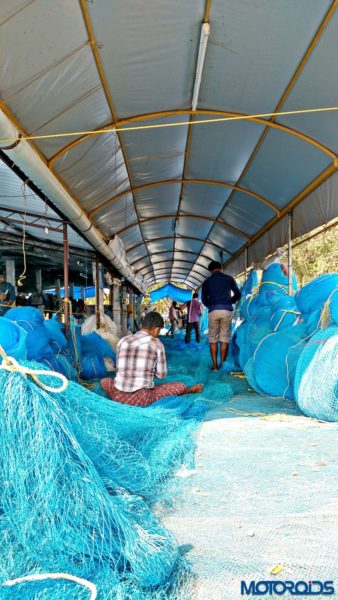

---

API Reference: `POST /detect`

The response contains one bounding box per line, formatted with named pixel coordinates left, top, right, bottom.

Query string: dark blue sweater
left=202, top=271, right=241, bottom=312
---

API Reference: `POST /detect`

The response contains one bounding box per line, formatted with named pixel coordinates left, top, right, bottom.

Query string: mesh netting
left=295, top=273, right=338, bottom=316
left=294, top=325, right=338, bottom=421
left=164, top=395, right=338, bottom=600
left=5, top=307, right=54, bottom=361
left=252, top=324, right=309, bottom=399
left=0, top=363, right=198, bottom=599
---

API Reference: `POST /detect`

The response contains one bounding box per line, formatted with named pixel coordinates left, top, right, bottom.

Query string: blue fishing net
left=81, top=332, right=116, bottom=361
left=252, top=323, right=309, bottom=399
left=294, top=325, right=338, bottom=421
left=0, top=362, right=199, bottom=599
left=240, top=269, right=259, bottom=297
left=0, top=317, right=27, bottom=360
left=80, top=333, right=116, bottom=380
left=260, top=263, right=297, bottom=293
left=5, top=307, right=53, bottom=361
left=270, top=296, right=300, bottom=331
left=325, top=287, right=338, bottom=326
left=44, top=316, right=67, bottom=349
left=41, top=355, right=77, bottom=381
left=63, top=318, right=83, bottom=373
left=162, top=338, right=234, bottom=409
left=237, top=322, right=272, bottom=370
left=295, top=273, right=338, bottom=317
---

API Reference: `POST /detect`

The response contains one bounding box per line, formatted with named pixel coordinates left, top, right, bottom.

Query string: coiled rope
left=1, top=572, right=97, bottom=599
left=0, top=345, right=68, bottom=393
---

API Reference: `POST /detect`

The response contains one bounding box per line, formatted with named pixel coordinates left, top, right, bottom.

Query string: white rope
left=0, top=353, right=68, bottom=393
left=2, top=572, right=97, bottom=599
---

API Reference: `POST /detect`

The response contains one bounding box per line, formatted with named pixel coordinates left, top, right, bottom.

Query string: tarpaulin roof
left=149, top=284, right=193, bottom=304
left=1, top=0, right=337, bottom=289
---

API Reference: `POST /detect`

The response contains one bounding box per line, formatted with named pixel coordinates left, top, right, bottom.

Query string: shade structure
left=0, top=0, right=337, bottom=289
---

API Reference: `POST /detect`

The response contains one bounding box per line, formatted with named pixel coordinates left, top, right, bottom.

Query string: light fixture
left=192, top=22, right=211, bottom=111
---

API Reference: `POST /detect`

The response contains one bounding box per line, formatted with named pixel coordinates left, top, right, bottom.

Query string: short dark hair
left=208, top=260, right=222, bottom=272
left=143, top=311, right=164, bottom=329
left=0, top=271, right=3, bottom=276
left=172, top=301, right=177, bottom=307
left=193, top=292, right=199, bottom=298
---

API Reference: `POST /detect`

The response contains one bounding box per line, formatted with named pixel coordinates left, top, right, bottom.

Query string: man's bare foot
left=187, top=383, right=204, bottom=394
left=211, top=365, right=219, bottom=372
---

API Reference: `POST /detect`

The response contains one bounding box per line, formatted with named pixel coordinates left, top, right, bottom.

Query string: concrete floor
left=164, top=386, right=338, bottom=600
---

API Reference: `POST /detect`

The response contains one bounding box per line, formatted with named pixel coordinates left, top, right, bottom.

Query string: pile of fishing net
left=163, top=338, right=234, bottom=408
left=233, top=268, right=338, bottom=420
left=0, top=322, right=207, bottom=598
left=294, top=325, right=338, bottom=421
left=1, top=308, right=118, bottom=382
left=232, top=264, right=292, bottom=374
left=5, top=306, right=54, bottom=362
left=80, top=332, right=116, bottom=379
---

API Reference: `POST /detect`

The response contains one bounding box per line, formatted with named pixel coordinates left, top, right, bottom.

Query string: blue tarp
left=45, top=286, right=96, bottom=299
left=149, top=284, right=192, bottom=303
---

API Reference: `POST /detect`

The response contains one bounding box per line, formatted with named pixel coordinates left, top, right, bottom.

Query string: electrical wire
left=1, top=106, right=338, bottom=144
left=16, top=182, right=28, bottom=287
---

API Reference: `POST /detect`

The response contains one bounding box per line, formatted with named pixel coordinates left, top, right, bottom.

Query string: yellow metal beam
left=0, top=101, right=96, bottom=230
left=47, top=108, right=337, bottom=167
left=224, top=163, right=337, bottom=270
left=144, top=265, right=205, bottom=279
left=79, top=0, right=116, bottom=119
left=116, top=213, right=249, bottom=240
left=204, top=0, right=338, bottom=280
left=126, top=235, right=232, bottom=255
left=79, top=0, right=156, bottom=282
left=204, top=0, right=212, bottom=23
left=88, top=178, right=278, bottom=217
left=146, top=274, right=201, bottom=288
left=130, top=248, right=215, bottom=267
left=220, top=0, right=338, bottom=219
left=138, top=258, right=209, bottom=274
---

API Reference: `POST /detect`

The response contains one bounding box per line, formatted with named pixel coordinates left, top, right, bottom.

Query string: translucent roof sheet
left=0, top=0, right=337, bottom=286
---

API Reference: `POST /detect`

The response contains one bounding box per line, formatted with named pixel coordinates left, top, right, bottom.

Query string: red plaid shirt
left=114, top=331, right=167, bottom=392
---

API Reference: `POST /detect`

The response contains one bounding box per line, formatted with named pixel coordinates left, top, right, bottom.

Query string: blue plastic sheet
left=150, top=284, right=193, bottom=303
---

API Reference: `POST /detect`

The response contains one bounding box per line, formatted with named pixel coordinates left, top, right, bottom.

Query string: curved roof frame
left=1, top=0, right=337, bottom=290
left=88, top=179, right=279, bottom=218
left=130, top=248, right=215, bottom=267
left=126, top=235, right=233, bottom=256
left=48, top=109, right=336, bottom=168
left=117, top=214, right=250, bottom=241
left=183, top=0, right=338, bottom=286
left=139, top=258, right=209, bottom=278
left=78, top=0, right=156, bottom=281
left=146, top=276, right=197, bottom=289
left=146, top=268, right=204, bottom=286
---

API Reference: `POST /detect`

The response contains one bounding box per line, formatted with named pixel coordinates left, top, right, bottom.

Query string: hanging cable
left=16, top=181, right=28, bottom=287
left=2, top=105, right=338, bottom=144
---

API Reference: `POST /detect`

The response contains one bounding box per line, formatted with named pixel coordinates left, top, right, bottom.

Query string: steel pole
left=288, top=211, right=293, bottom=295
left=63, top=222, right=69, bottom=335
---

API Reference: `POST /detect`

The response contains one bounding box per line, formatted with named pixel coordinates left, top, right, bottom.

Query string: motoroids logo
left=241, top=580, right=335, bottom=596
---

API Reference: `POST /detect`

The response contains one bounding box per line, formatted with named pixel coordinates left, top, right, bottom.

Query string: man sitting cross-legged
left=101, top=311, right=203, bottom=406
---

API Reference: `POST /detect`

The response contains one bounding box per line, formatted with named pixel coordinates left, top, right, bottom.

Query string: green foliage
left=291, top=225, right=338, bottom=286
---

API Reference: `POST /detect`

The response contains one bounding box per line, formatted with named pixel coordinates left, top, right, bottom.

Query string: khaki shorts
left=208, top=309, right=233, bottom=343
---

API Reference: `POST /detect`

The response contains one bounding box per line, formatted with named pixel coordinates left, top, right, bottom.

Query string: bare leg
left=220, top=342, right=229, bottom=365
left=210, top=342, right=219, bottom=371
left=187, top=383, right=204, bottom=394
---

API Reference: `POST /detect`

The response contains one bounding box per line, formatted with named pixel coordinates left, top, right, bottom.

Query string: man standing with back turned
left=202, top=261, right=241, bottom=371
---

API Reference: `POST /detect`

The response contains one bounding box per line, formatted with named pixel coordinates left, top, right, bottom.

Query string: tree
left=291, top=224, right=337, bottom=286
